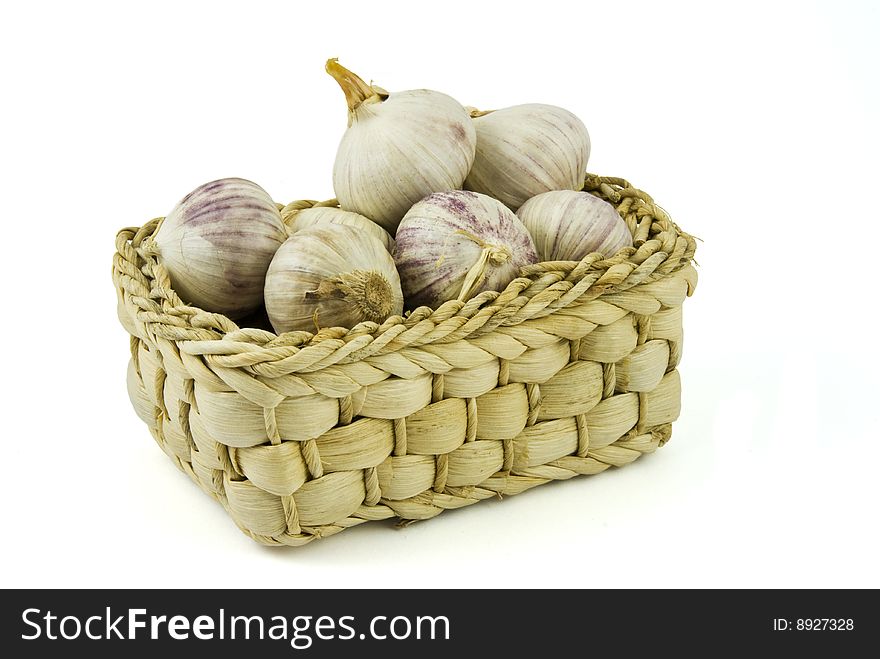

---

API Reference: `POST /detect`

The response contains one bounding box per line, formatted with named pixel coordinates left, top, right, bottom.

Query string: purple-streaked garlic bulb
left=516, top=190, right=632, bottom=261
left=284, top=206, right=394, bottom=253
left=154, top=178, right=287, bottom=319
left=464, top=104, right=590, bottom=211
left=395, top=190, right=539, bottom=309
left=264, top=224, right=403, bottom=334
left=327, top=59, right=476, bottom=233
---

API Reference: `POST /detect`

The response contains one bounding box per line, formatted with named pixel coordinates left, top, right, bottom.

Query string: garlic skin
left=154, top=178, right=287, bottom=319
left=517, top=190, right=633, bottom=261
left=284, top=206, right=394, bottom=253
left=464, top=104, right=591, bottom=211
left=395, top=190, right=539, bottom=309
left=327, top=59, right=476, bottom=233
left=265, top=224, right=404, bottom=333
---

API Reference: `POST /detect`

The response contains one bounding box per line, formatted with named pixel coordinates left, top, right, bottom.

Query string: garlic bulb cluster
left=154, top=178, right=287, bottom=319
left=328, top=59, right=476, bottom=233
left=146, top=61, right=634, bottom=333
left=464, top=104, right=591, bottom=210
left=395, top=190, right=538, bottom=309
left=264, top=224, right=403, bottom=333
left=285, top=206, right=394, bottom=252
left=517, top=190, right=632, bottom=262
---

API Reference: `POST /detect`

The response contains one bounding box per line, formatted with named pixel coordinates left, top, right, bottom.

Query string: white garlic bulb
left=154, top=177, right=287, bottom=319
left=327, top=59, right=476, bottom=233
left=517, top=190, right=633, bottom=261
left=284, top=206, right=394, bottom=253
left=264, top=224, right=404, bottom=333
left=395, top=190, right=539, bottom=309
left=464, top=104, right=591, bottom=210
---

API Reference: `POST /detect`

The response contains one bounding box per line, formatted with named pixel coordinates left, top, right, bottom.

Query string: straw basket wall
left=113, top=174, right=698, bottom=547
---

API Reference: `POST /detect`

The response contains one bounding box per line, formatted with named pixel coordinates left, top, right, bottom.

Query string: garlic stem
left=467, top=107, right=493, bottom=118
left=455, top=230, right=511, bottom=301
left=326, top=59, right=382, bottom=118
left=306, top=270, right=395, bottom=323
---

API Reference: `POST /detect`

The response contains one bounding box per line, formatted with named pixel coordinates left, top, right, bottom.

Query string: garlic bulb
left=265, top=224, right=403, bottom=333
left=327, top=59, right=476, bottom=233
left=285, top=206, right=394, bottom=253
left=464, top=104, right=591, bottom=210
left=395, top=190, right=539, bottom=309
left=517, top=190, right=633, bottom=261
left=154, top=177, right=287, bottom=319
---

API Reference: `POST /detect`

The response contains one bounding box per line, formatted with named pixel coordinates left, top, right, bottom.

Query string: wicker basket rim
left=112, top=174, right=697, bottom=362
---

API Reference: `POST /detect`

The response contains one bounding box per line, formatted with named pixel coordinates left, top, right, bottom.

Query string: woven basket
left=113, top=174, right=697, bottom=547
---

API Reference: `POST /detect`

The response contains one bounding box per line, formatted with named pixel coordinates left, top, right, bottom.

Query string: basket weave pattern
left=113, top=175, right=697, bottom=547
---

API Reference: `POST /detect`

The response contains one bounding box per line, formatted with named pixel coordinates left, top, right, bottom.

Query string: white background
left=1, top=0, right=877, bottom=588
